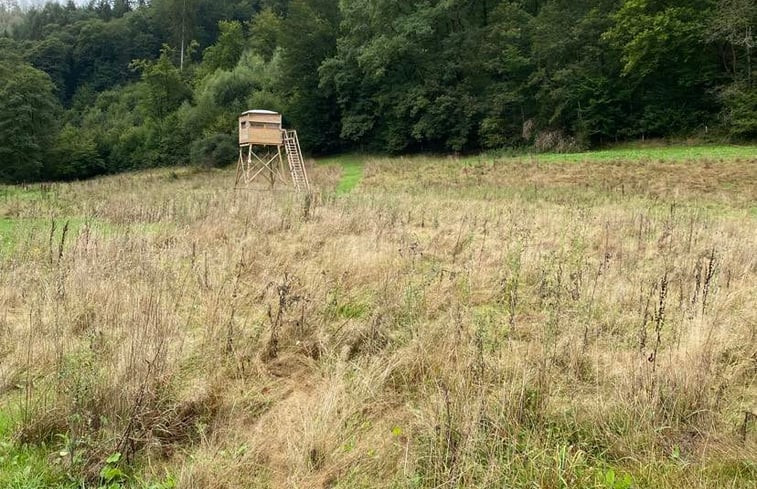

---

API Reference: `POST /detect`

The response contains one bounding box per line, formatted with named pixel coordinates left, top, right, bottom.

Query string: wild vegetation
left=0, top=147, right=755, bottom=488
left=1, top=1, right=756, bottom=487
left=0, top=0, right=756, bottom=183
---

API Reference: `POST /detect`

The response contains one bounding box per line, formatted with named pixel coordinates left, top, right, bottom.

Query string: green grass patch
left=318, top=155, right=367, bottom=194
left=494, top=144, right=757, bottom=163
left=0, top=399, right=75, bottom=489
left=0, top=218, right=14, bottom=248
left=332, top=301, right=369, bottom=320
left=0, top=407, right=12, bottom=437
left=0, top=185, right=56, bottom=202
left=326, top=297, right=370, bottom=320
left=0, top=217, right=99, bottom=252
left=0, top=217, right=171, bottom=252
left=325, top=287, right=371, bottom=320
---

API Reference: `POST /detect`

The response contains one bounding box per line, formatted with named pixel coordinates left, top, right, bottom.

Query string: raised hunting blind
left=236, top=110, right=310, bottom=192
left=239, top=109, right=282, bottom=146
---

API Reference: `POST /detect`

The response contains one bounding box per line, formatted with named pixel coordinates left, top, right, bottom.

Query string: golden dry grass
left=0, top=155, right=755, bottom=488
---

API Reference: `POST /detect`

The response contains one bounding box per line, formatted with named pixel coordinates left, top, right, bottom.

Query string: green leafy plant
left=145, top=473, right=177, bottom=489
left=602, top=468, right=633, bottom=489
left=99, top=452, right=127, bottom=489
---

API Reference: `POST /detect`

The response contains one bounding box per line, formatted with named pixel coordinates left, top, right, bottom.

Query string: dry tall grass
left=0, top=156, right=755, bottom=488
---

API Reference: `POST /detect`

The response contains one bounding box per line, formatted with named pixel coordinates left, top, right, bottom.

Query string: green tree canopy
left=0, top=60, right=61, bottom=183
left=199, top=20, right=246, bottom=77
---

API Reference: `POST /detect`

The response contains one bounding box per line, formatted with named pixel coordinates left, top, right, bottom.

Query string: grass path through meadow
left=507, top=143, right=757, bottom=163
left=317, top=154, right=367, bottom=194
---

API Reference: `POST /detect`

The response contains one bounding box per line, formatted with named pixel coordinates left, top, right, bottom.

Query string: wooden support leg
left=247, top=146, right=252, bottom=183
left=233, top=144, right=293, bottom=190
left=277, top=145, right=285, bottom=185
left=268, top=150, right=275, bottom=189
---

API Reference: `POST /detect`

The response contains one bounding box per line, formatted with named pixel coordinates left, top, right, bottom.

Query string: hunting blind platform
left=236, top=110, right=310, bottom=192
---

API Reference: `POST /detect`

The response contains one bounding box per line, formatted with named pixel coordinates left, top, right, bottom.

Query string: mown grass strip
left=0, top=217, right=100, bottom=252
left=0, top=217, right=171, bottom=253
left=0, top=185, right=56, bottom=201
left=318, top=155, right=367, bottom=194
left=492, top=144, right=757, bottom=163
left=317, top=145, right=755, bottom=196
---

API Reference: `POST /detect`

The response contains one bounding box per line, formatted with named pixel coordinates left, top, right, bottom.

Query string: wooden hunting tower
left=239, top=109, right=283, bottom=146
left=236, top=110, right=309, bottom=192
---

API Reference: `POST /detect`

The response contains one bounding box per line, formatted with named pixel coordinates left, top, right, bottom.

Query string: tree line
left=0, top=0, right=755, bottom=182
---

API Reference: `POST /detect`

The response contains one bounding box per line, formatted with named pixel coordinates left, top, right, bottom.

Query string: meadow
left=0, top=146, right=756, bottom=488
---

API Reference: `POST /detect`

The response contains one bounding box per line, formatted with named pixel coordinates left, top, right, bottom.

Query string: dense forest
left=0, top=0, right=755, bottom=182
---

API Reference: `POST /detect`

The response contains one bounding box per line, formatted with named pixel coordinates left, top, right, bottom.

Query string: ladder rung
left=283, top=129, right=309, bottom=192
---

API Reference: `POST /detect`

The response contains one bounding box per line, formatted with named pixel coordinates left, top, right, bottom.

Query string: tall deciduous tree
left=323, top=0, right=489, bottom=152
left=153, top=0, right=199, bottom=70
left=277, top=0, right=339, bottom=152
left=0, top=59, right=61, bottom=182
left=708, top=0, right=756, bottom=84
left=199, top=20, right=245, bottom=76
left=528, top=0, right=627, bottom=145
left=248, top=7, right=281, bottom=62
left=131, top=45, right=192, bottom=165
left=24, top=32, right=74, bottom=101
left=604, top=0, right=720, bottom=137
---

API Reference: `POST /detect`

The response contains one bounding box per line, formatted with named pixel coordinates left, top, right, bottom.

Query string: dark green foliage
left=604, top=0, right=721, bottom=138
left=23, top=33, right=73, bottom=98
left=198, top=20, right=246, bottom=77
left=707, top=0, right=756, bottom=83
left=132, top=46, right=192, bottom=121
left=276, top=0, right=340, bottom=153
left=72, top=16, right=159, bottom=96
left=721, top=83, right=757, bottom=139
left=0, top=0, right=754, bottom=182
left=49, top=125, right=105, bottom=180
left=176, top=52, right=281, bottom=152
left=248, top=7, right=282, bottom=61
left=0, top=60, right=61, bottom=183
left=79, top=84, right=152, bottom=172
left=190, top=132, right=237, bottom=167
left=529, top=0, right=626, bottom=145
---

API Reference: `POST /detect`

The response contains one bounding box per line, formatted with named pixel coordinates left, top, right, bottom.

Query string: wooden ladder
left=283, top=130, right=310, bottom=192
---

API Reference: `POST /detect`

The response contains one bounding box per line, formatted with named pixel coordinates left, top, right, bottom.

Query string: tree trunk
left=732, top=43, right=737, bottom=79
left=180, top=0, right=186, bottom=71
